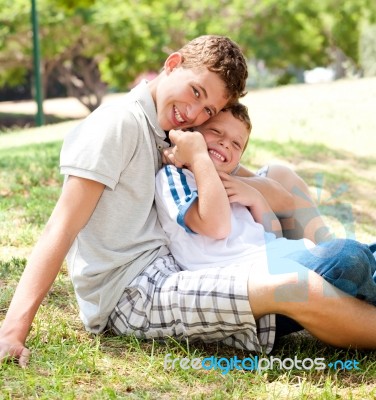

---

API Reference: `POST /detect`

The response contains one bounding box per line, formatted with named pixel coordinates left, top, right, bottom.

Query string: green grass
left=1, top=79, right=376, bottom=399
left=0, top=141, right=62, bottom=249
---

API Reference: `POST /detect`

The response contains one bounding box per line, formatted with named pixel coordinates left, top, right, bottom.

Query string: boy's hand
left=167, top=129, right=209, bottom=169
left=0, top=338, right=30, bottom=368
left=162, top=146, right=176, bottom=165
left=220, top=172, right=282, bottom=236
left=219, top=172, right=259, bottom=206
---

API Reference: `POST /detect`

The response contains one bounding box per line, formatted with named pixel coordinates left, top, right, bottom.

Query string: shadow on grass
left=0, top=112, right=81, bottom=132
left=0, top=257, right=26, bottom=280
left=98, top=333, right=376, bottom=387
left=249, top=138, right=376, bottom=167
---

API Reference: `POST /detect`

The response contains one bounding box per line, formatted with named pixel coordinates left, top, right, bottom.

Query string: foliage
left=1, top=0, right=376, bottom=109
left=360, top=24, right=376, bottom=76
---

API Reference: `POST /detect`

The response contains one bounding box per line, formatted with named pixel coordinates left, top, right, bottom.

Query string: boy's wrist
left=0, top=319, right=28, bottom=345
left=189, top=152, right=216, bottom=174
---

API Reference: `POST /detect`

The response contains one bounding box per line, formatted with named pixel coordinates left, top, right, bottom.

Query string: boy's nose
left=219, top=138, right=229, bottom=148
left=187, top=104, right=207, bottom=124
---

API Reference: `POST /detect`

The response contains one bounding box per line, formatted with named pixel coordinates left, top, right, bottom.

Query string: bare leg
left=248, top=263, right=376, bottom=349
left=266, top=165, right=333, bottom=244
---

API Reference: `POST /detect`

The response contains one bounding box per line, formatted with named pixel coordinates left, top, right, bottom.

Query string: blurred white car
left=304, top=67, right=335, bottom=84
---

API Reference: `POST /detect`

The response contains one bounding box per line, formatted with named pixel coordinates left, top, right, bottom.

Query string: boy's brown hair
left=178, top=35, right=248, bottom=105
left=223, top=102, right=252, bottom=153
left=224, top=102, right=252, bottom=132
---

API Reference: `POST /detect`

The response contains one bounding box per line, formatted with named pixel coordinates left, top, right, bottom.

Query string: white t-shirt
left=155, top=165, right=315, bottom=271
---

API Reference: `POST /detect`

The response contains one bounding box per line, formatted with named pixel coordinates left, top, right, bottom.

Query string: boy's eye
left=233, top=141, right=241, bottom=149
left=192, top=86, right=213, bottom=116
left=193, top=87, right=199, bottom=98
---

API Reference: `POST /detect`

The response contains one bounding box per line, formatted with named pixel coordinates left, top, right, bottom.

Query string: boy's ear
left=164, top=52, right=184, bottom=73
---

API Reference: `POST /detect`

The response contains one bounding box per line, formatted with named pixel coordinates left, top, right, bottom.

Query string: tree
left=1, top=0, right=376, bottom=111
left=230, top=0, right=376, bottom=78
left=0, top=0, right=109, bottom=111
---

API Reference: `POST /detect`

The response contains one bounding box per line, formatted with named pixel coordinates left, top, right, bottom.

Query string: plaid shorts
left=107, top=255, right=276, bottom=354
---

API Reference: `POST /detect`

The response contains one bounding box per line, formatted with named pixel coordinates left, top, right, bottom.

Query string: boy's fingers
left=168, top=130, right=176, bottom=144
left=227, top=194, right=238, bottom=203
left=0, top=345, right=30, bottom=368
left=18, top=347, right=31, bottom=368
left=162, top=148, right=175, bottom=164
left=168, top=129, right=181, bottom=144
left=218, top=171, right=231, bottom=181
left=164, top=149, right=184, bottom=168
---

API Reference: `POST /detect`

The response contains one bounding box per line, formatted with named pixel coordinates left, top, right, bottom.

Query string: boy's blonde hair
left=178, top=35, right=248, bottom=104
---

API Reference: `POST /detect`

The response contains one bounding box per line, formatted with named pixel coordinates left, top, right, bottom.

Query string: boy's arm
left=234, top=165, right=294, bottom=218
left=220, top=172, right=282, bottom=237
left=0, top=176, right=104, bottom=367
left=167, top=129, right=231, bottom=239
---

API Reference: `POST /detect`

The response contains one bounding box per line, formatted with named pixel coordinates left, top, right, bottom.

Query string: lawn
left=0, top=78, right=376, bottom=399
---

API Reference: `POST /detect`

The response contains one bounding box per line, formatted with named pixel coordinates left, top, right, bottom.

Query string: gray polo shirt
left=60, top=81, right=170, bottom=333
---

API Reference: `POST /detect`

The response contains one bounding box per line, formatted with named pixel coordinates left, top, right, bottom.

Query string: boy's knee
left=314, top=239, right=375, bottom=290
left=247, top=264, right=313, bottom=318
left=268, top=165, right=298, bottom=186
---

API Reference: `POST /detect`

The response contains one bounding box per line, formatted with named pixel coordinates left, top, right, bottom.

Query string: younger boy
left=155, top=103, right=376, bottom=305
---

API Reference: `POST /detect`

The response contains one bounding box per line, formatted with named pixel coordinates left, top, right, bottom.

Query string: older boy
left=1, top=36, right=376, bottom=367
left=155, top=104, right=376, bottom=311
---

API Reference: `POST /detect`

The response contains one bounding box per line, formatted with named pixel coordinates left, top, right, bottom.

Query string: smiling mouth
left=209, top=149, right=226, bottom=162
left=173, top=106, right=186, bottom=124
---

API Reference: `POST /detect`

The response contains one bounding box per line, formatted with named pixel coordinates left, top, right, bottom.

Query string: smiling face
left=152, top=53, right=230, bottom=131
left=196, top=110, right=250, bottom=174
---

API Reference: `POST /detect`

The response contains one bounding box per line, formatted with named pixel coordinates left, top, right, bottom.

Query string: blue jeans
left=288, top=238, right=376, bottom=305
left=274, top=239, right=376, bottom=338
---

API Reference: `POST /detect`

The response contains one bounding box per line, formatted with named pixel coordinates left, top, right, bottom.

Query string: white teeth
left=174, top=106, right=185, bottom=123
left=209, top=149, right=225, bottom=162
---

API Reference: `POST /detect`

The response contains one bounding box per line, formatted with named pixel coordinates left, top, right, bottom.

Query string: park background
left=1, top=0, right=376, bottom=399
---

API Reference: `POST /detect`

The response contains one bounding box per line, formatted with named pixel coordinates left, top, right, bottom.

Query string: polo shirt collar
left=131, top=80, right=166, bottom=140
